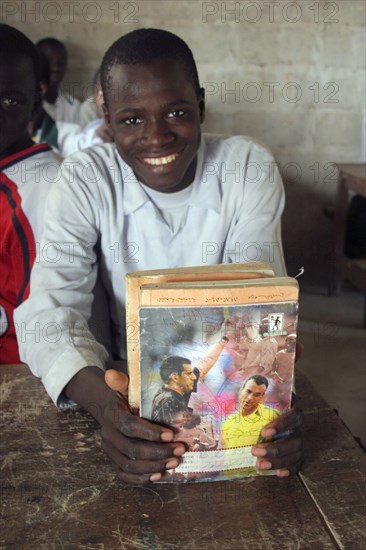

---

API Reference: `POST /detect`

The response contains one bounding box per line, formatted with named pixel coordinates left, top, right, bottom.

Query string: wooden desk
left=1, top=365, right=365, bottom=549
left=329, top=163, right=366, bottom=326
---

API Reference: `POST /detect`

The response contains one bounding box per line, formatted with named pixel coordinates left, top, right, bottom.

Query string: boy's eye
left=123, top=116, right=143, bottom=125
left=1, top=98, right=19, bottom=108
left=167, top=110, right=185, bottom=118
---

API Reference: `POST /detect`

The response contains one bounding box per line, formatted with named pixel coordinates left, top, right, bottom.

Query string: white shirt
left=57, top=118, right=104, bottom=158
left=15, top=134, right=286, bottom=406
left=78, top=98, right=99, bottom=128
left=43, top=92, right=82, bottom=124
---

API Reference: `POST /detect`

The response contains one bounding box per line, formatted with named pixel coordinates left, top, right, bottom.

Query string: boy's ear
left=198, top=87, right=205, bottom=124
left=102, top=103, right=110, bottom=126
left=39, top=81, right=48, bottom=99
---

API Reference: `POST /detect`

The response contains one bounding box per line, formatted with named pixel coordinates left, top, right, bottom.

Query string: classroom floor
left=297, top=281, right=366, bottom=449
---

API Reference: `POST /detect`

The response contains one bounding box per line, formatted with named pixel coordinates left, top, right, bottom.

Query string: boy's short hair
left=0, top=24, right=40, bottom=85
left=101, top=28, right=201, bottom=103
left=36, top=37, right=67, bottom=56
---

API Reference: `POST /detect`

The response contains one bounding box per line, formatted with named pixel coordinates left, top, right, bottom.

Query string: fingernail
left=277, top=469, right=290, bottom=477
left=172, top=445, right=186, bottom=457
left=261, top=428, right=276, bottom=438
left=160, top=431, right=173, bottom=442
left=166, top=459, right=179, bottom=469
left=258, top=460, right=272, bottom=470
left=150, top=473, right=162, bottom=482
left=253, top=447, right=267, bottom=457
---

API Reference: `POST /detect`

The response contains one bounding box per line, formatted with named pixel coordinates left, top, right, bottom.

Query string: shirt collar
left=115, top=149, right=150, bottom=215
left=187, top=136, right=221, bottom=214
left=115, top=135, right=222, bottom=216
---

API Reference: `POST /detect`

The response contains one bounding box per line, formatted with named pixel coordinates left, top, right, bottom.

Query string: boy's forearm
left=64, top=366, right=110, bottom=424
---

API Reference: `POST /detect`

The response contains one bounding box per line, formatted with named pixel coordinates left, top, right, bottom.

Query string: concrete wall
left=2, top=0, right=365, bottom=284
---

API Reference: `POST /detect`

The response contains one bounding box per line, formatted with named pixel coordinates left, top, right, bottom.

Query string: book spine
left=139, top=285, right=299, bottom=307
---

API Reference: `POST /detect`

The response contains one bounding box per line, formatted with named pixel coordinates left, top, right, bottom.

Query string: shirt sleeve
left=14, top=154, right=109, bottom=408
left=224, top=139, right=287, bottom=276
left=57, top=121, right=103, bottom=158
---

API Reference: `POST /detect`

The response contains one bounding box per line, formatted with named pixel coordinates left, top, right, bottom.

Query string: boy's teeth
left=144, top=153, right=178, bottom=166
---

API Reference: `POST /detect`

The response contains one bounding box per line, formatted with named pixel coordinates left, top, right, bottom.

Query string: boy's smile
left=103, top=59, right=205, bottom=193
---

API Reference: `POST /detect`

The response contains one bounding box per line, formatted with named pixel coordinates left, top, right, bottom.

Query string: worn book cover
left=125, top=266, right=299, bottom=482
left=126, top=262, right=275, bottom=404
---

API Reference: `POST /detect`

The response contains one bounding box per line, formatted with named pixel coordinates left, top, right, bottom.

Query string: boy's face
left=0, top=53, right=37, bottom=159
left=42, top=46, right=67, bottom=85
left=103, top=59, right=205, bottom=193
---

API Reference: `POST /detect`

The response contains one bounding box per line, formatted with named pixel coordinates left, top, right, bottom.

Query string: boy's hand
left=103, top=369, right=185, bottom=484
left=251, top=407, right=303, bottom=477
left=251, top=342, right=304, bottom=477
left=65, top=367, right=185, bottom=485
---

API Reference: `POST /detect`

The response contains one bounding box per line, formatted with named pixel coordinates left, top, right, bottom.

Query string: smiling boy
left=0, top=24, right=61, bottom=363
left=103, top=59, right=204, bottom=193
left=15, top=29, right=302, bottom=484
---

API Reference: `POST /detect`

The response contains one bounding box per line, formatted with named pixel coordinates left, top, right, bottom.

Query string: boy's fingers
left=252, top=429, right=303, bottom=474
left=107, top=420, right=185, bottom=461
left=103, top=391, right=176, bottom=444
left=117, top=470, right=160, bottom=485
left=117, top=412, right=178, bottom=444
left=105, top=369, right=129, bottom=395
left=256, top=449, right=303, bottom=474
left=260, top=408, right=303, bottom=439
left=102, top=438, right=181, bottom=476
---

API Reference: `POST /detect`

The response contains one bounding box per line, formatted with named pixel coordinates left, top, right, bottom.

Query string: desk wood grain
left=1, top=365, right=365, bottom=549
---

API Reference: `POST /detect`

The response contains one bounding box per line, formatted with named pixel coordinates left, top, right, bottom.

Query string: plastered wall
left=1, top=0, right=365, bottom=282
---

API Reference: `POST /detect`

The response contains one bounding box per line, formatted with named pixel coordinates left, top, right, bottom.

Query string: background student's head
left=0, top=24, right=40, bottom=159
left=100, top=28, right=205, bottom=194
left=36, top=37, right=67, bottom=103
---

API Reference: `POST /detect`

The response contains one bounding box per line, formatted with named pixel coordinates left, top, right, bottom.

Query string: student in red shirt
left=0, top=24, right=60, bottom=363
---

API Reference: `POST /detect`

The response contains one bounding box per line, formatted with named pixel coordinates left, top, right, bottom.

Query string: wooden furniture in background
left=1, top=364, right=365, bottom=548
left=328, top=163, right=366, bottom=326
